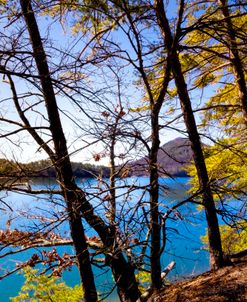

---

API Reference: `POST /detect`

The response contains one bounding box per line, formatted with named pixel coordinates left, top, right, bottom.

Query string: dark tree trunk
left=20, top=1, right=141, bottom=301
left=20, top=1, right=97, bottom=301
left=108, top=253, right=140, bottom=302
left=219, top=0, right=247, bottom=125
left=71, top=183, right=141, bottom=302
left=154, top=0, right=224, bottom=269
left=149, top=111, right=162, bottom=290
left=149, top=63, right=171, bottom=290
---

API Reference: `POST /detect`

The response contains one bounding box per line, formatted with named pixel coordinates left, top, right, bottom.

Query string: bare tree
left=0, top=0, right=141, bottom=301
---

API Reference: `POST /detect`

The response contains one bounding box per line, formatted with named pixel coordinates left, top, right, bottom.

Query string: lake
left=0, top=177, right=210, bottom=301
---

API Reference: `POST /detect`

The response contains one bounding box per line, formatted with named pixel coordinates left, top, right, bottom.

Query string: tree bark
left=154, top=0, right=224, bottom=269
left=20, top=1, right=98, bottom=301
left=20, top=1, right=140, bottom=301
left=75, top=182, right=141, bottom=302
left=149, top=61, right=171, bottom=289
left=149, top=110, right=162, bottom=289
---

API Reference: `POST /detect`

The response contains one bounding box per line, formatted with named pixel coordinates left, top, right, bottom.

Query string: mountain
left=0, top=138, right=194, bottom=179
left=128, top=137, right=194, bottom=177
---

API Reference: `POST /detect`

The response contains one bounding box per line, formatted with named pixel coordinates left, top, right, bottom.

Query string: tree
left=0, top=1, right=141, bottom=301
left=15, top=0, right=97, bottom=300
left=154, top=0, right=224, bottom=269
left=180, top=0, right=246, bottom=221
left=11, top=267, right=83, bottom=302
left=179, top=0, right=246, bottom=130
left=1, top=1, right=246, bottom=301
left=218, top=0, right=247, bottom=125
left=176, top=0, right=247, bottom=263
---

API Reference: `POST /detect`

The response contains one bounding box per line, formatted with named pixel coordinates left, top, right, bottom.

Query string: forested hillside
left=0, top=159, right=110, bottom=178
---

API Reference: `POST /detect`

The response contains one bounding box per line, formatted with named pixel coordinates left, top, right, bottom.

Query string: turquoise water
left=0, top=177, right=210, bottom=301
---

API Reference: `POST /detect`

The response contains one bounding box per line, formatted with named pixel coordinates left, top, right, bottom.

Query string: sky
left=0, top=1, right=218, bottom=165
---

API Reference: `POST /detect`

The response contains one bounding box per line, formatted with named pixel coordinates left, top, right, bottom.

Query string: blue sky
left=0, top=1, right=220, bottom=165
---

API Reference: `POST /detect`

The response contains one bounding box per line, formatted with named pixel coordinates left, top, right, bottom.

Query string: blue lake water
left=0, top=177, right=210, bottom=301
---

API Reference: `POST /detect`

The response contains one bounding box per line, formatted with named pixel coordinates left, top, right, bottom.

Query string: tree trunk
left=73, top=182, right=141, bottom=302
left=149, top=118, right=162, bottom=289
left=108, top=253, right=141, bottom=302
left=154, top=0, right=224, bottom=269
left=149, top=61, right=171, bottom=289
left=20, top=1, right=140, bottom=300
left=20, top=1, right=97, bottom=301
left=149, top=111, right=162, bottom=289
left=219, top=0, right=247, bottom=125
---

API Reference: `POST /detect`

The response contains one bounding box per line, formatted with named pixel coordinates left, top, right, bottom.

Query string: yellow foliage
left=187, top=136, right=247, bottom=203
left=129, top=104, right=152, bottom=112
left=136, top=270, right=151, bottom=293
left=11, top=267, right=83, bottom=302
left=201, top=222, right=247, bottom=254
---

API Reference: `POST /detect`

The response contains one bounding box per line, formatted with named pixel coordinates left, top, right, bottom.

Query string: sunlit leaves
left=0, top=0, right=17, bottom=16
left=201, top=222, right=247, bottom=254
left=193, top=72, right=216, bottom=88
left=203, top=83, right=244, bottom=133
left=11, top=267, right=83, bottom=302
left=41, top=0, right=120, bottom=36
left=219, top=223, right=247, bottom=254
left=129, top=104, right=152, bottom=112
left=136, top=269, right=151, bottom=293
left=187, top=137, right=247, bottom=204
left=39, top=0, right=79, bottom=17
